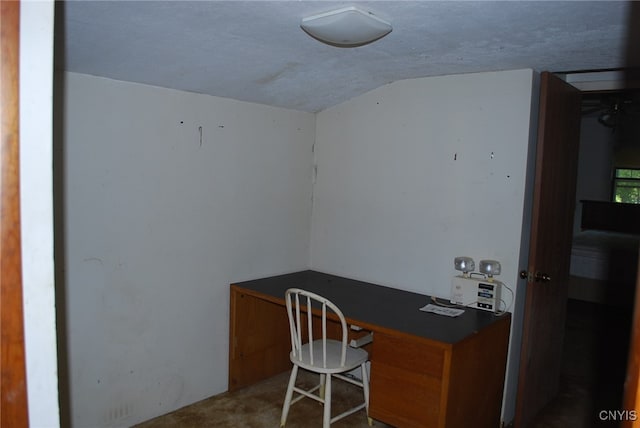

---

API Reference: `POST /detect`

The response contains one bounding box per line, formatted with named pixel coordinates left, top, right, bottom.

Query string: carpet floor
left=530, top=299, right=632, bottom=428
left=135, top=370, right=390, bottom=428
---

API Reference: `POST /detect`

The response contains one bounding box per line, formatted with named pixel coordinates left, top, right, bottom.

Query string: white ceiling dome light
left=300, top=6, right=392, bottom=48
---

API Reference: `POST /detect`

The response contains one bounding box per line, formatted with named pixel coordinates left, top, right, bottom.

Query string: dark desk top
left=232, top=270, right=510, bottom=345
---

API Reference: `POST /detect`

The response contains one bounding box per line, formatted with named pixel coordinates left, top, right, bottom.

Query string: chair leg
left=322, top=374, right=332, bottom=428
left=280, top=365, right=299, bottom=428
left=319, top=373, right=326, bottom=399
left=361, top=363, right=372, bottom=426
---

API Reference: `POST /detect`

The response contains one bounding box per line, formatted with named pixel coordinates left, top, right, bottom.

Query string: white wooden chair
left=280, top=288, right=371, bottom=428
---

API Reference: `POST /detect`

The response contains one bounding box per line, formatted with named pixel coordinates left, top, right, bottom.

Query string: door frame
left=1, top=0, right=30, bottom=426
left=622, top=256, right=640, bottom=427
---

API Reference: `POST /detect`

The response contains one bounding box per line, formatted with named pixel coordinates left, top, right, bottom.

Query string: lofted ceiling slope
left=57, top=1, right=636, bottom=113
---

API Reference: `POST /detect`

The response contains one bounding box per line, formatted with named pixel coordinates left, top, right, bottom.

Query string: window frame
left=612, top=167, right=640, bottom=204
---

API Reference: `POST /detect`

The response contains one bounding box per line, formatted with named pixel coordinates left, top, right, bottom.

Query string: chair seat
left=291, top=339, right=368, bottom=374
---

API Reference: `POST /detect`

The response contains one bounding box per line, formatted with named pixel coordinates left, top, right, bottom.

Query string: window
left=613, top=168, right=640, bottom=204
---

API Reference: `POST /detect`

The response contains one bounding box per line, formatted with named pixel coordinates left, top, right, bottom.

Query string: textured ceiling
left=57, top=1, right=636, bottom=113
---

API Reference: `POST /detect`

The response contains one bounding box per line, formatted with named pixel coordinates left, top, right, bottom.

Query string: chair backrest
left=285, top=288, right=349, bottom=369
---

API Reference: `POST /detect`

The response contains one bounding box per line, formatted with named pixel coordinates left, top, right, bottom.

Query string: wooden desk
left=229, top=270, right=510, bottom=428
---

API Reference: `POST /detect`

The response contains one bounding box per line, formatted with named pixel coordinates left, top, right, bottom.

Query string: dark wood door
left=515, top=72, right=581, bottom=427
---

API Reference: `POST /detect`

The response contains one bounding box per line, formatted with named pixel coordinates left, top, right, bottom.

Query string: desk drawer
left=372, top=332, right=444, bottom=377
left=370, top=333, right=445, bottom=427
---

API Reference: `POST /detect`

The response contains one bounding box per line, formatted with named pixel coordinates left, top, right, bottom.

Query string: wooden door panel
left=515, top=72, right=581, bottom=427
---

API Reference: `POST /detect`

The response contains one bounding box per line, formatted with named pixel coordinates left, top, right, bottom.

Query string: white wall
left=61, top=69, right=538, bottom=426
left=20, top=1, right=60, bottom=426
left=311, top=69, right=537, bottom=423
left=577, top=116, right=616, bottom=202
left=62, top=73, right=315, bottom=427
left=573, top=116, right=616, bottom=234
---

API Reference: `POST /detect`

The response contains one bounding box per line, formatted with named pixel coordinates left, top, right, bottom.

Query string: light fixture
left=300, top=6, right=392, bottom=48
left=479, top=260, right=501, bottom=280
left=454, top=257, right=475, bottom=277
